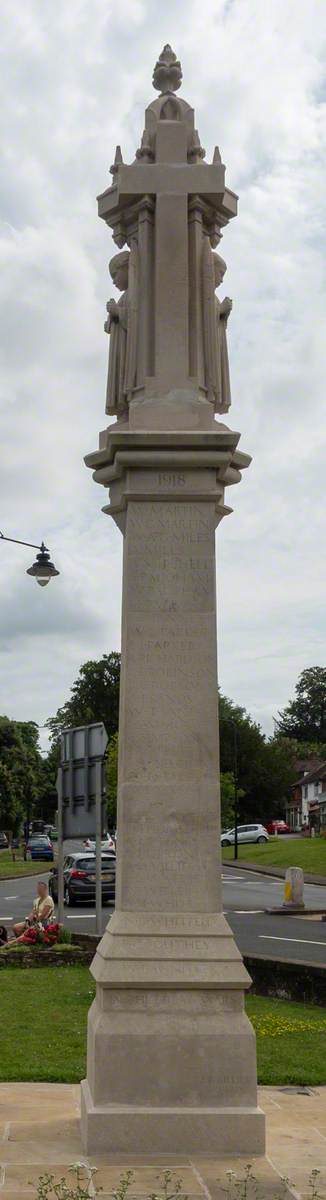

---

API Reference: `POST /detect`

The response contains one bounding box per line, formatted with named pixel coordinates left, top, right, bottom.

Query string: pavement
left=0, top=1083, right=326, bottom=1198
left=1, top=867, right=326, bottom=966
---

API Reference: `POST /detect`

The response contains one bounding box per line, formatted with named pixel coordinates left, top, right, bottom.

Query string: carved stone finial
left=110, top=145, right=123, bottom=176
left=152, top=44, right=182, bottom=95
left=213, top=146, right=222, bottom=165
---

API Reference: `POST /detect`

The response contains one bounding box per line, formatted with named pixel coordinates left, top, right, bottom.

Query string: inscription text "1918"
left=158, top=473, right=186, bottom=486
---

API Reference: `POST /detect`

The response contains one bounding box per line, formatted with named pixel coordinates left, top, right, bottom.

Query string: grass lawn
left=222, top=838, right=326, bottom=876
left=0, top=850, right=51, bottom=879
left=1, top=966, right=326, bottom=1086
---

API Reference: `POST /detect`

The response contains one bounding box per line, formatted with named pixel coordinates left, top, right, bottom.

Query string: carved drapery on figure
left=105, top=243, right=138, bottom=419
left=202, top=240, right=232, bottom=413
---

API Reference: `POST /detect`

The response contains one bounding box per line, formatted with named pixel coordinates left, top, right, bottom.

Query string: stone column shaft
left=117, top=491, right=221, bottom=913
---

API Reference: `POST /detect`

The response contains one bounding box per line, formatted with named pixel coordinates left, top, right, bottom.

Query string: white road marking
left=222, top=877, right=245, bottom=882
left=223, top=876, right=283, bottom=886
left=232, top=909, right=264, bottom=914
left=3, top=895, right=18, bottom=900
left=224, top=870, right=293, bottom=886
left=0, top=916, right=13, bottom=921
left=65, top=914, right=95, bottom=920
left=260, top=935, right=326, bottom=947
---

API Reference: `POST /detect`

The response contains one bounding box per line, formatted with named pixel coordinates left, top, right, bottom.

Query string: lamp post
left=0, top=532, right=59, bottom=586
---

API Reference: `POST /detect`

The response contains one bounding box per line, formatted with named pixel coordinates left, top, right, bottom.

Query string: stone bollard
left=283, top=866, right=305, bottom=909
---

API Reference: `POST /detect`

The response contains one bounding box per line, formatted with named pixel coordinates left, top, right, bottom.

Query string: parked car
left=43, top=824, right=58, bottom=841
left=0, top=831, right=8, bottom=849
left=265, top=819, right=290, bottom=835
left=221, top=823, right=269, bottom=847
left=26, top=835, right=54, bottom=861
left=83, top=833, right=116, bottom=852
left=48, top=852, right=116, bottom=907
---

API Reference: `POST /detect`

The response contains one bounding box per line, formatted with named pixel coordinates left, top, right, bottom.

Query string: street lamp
left=0, top=531, right=59, bottom=587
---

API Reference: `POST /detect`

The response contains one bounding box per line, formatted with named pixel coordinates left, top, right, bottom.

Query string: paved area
left=1, top=869, right=326, bottom=965
left=0, top=1084, right=325, bottom=1197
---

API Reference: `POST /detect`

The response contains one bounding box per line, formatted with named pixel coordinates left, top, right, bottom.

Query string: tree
left=0, top=717, right=43, bottom=833
left=218, top=692, right=295, bottom=822
left=0, top=759, right=18, bottom=831
left=220, top=771, right=245, bottom=829
left=277, top=667, right=326, bottom=743
left=106, top=732, right=119, bottom=829
left=45, top=654, right=121, bottom=825
left=46, top=653, right=121, bottom=745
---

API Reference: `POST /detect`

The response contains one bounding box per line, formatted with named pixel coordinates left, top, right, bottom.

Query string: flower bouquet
left=20, top=922, right=61, bottom=947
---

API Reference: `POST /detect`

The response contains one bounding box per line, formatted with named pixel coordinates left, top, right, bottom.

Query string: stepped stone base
left=81, top=912, right=265, bottom=1156
left=81, top=1079, right=265, bottom=1155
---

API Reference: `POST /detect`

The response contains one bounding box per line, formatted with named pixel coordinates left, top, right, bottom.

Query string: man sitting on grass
left=13, top=880, right=55, bottom=939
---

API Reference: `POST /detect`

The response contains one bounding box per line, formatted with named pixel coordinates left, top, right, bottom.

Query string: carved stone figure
left=105, top=245, right=138, bottom=420
left=202, top=243, right=232, bottom=413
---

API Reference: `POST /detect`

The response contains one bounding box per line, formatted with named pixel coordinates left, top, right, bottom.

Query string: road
left=1, top=864, right=326, bottom=965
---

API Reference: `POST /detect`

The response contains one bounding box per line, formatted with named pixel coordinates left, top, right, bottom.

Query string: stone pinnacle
left=152, top=44, right=182, bottom=94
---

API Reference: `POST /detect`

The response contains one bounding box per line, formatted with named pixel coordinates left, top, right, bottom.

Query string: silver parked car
left=221, top=823, right=269, bottom=847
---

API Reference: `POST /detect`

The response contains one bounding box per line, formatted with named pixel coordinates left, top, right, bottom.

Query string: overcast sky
left=0, top=0, right=325, bottom=749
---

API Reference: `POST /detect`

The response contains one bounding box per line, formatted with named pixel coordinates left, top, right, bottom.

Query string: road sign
left=59, top=722, right=108, bottom=839
left=56, top=722, right=109, bottom=932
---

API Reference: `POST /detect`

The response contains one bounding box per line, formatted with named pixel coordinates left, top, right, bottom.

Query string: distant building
left=286, top=760, right=326, bottom=832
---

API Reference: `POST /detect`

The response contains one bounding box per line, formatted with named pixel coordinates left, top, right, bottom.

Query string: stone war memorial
left=82, top=44, right=265, bottom=1156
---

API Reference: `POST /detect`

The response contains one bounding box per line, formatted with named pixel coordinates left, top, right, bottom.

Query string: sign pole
left=95, top=760, right=102, bottom=937
left=56, top=767, right=65, bottom=925
left=233, top=722, right=238, bottom=862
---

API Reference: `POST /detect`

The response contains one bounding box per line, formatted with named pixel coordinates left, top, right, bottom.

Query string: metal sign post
left=233, top=722, right=238, bottom=862
left=56, top=767, right=65, bottom=925
left=95, top=760, right=102, bottom=937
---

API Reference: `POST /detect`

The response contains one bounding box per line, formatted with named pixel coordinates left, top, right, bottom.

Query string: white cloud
left=0, top=0, right=325, bottom=743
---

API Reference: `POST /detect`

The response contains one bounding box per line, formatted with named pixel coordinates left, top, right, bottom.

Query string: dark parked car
left=48, top=852, right=116, bottom=907
left=26, top=835, right=54, bottom=861
left=0, top=831, right=8, bottom=849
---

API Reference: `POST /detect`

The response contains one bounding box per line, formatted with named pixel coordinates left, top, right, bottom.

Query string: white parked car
left=83, top=833, right=116, bottom=852
left=221, top=823, right=269, bottom=847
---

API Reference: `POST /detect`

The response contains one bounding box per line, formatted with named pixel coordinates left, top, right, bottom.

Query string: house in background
left=286, top=760, right=326, bottom=832
left=305, top=762, right=326, bottom=832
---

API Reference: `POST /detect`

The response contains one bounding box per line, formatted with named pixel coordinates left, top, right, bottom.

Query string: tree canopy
left=277, top=667, right=326, bottom=744
left=45, top=653, right=120, bottom=746
left=44, top=653, right=121, bottom=827
left=0, top=718, right=44, bottom=833
left=218, top=693, right=295, bottom=823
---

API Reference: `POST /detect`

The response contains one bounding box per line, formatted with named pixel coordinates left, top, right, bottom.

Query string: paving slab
left=0, top=1085, right=325, bottom=1197
left=0, top=1162, right=90, bottom=1193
